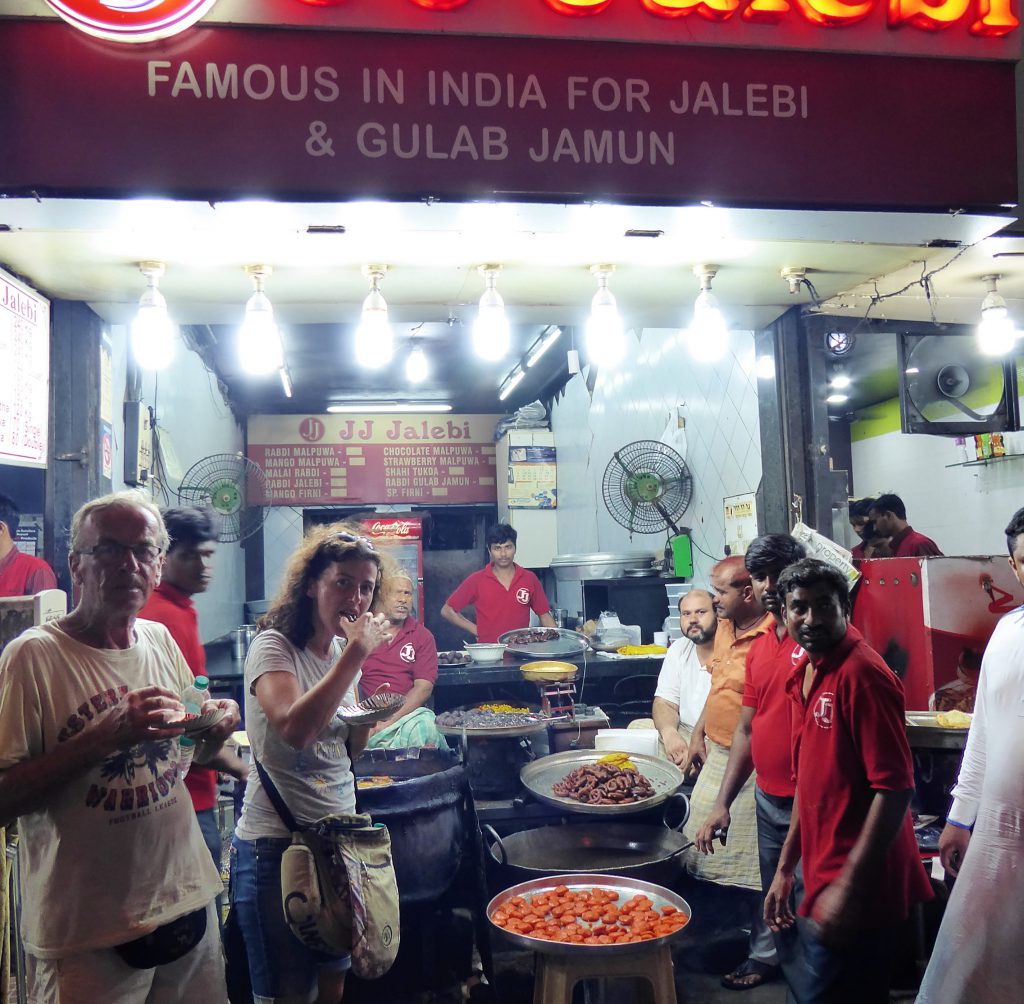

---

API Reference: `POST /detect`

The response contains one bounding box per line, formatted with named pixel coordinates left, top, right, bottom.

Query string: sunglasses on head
left=331, top=531, right=375, bottom=551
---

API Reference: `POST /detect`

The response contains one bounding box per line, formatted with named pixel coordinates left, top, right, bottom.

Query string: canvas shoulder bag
left=252, top=757, right=400, bottom=979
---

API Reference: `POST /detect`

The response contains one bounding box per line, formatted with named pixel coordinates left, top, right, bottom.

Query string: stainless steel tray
left=487, top=872, right=691, bottom=956
left=498, top=627, right=591, bottom=659
left=520, top=750, right=684, bottom=815
left=436, top=704, right=551, bottom=738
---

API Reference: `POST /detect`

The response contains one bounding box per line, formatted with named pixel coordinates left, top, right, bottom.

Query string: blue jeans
left=229, top=835, right=350, bottom=1004
left=755, top=787, right=807, bottom=1003
left=196, top=808, right=224, bottom=925
left=798, top=919, right=900, bottom=1004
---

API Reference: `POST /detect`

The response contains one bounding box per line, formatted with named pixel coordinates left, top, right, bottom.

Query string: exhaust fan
left=897, top=333, right=1019, bottom=437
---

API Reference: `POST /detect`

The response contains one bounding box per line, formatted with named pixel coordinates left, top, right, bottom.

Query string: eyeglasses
left=331, top=532, right=374, bottom=551
left=77, top=541, right=163, bottom=564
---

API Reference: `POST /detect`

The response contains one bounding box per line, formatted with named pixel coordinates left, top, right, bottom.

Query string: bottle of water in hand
left=178, top=735, right=197, bottom=777
left=180, top=675, right=210, bottom=717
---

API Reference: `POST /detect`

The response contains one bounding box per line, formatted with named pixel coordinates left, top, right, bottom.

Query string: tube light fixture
left=977, top=274, right=1017, bottom=356
left=825, top=393, right=849, bottom=405
left=473, top=265, right=510, bottom=361
left=406, top=338, right=429, bottom=384
left=686, top=264, right=728, bottom=362
left=498, top=368, right=526, bottom=402
left=355, top=265, right=394, bottom=369
left=279, top=364, right=293, bottom=399
left=830, top=372, right=851, bottom=390
left=586, top=265, right=626, bottom=367
left=238, top=265, right=284, bottom=375
left=526, top=326, right=562, bottom=369
left=131, top=261, right=176, bottom=370
left=326, top=402, right=452, bottom=413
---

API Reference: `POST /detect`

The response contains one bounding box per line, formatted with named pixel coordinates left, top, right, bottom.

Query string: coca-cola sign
left=367, top=520, right=419, bottom=538
left=45, top=1, right=218, bottom=43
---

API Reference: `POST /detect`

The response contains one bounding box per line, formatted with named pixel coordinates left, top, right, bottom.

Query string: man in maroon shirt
left=867, top=493, right=942, bottom=558
left=139, top=506, right=244, bottom=913
left=695, top=533, right=806, bottom=995
left=441, top=523, right=555, bottom=643
left=765, top=559, right=932, bottom=1003
left=0, top=493, right=57, bottom=596
left=361, top=571, right=439, bottom=734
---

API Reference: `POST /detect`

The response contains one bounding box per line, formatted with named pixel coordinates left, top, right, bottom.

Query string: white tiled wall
left=551, top=327, right=763, bottom=594
left=852, top=429, right=1024, bottom=556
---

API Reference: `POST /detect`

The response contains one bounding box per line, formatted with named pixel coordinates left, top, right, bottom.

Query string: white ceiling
left=0, top=196, right=1021, bottom=409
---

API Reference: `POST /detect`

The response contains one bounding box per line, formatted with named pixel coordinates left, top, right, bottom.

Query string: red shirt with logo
left=359, top=617, right=438, bottom=698
left=889, top=525, right=942, bottom=558
left=742, top=626, right=802, bottom=798
left=0, top=546, right=57, bottom=597
left=139, top=582, right=217, bottom=812
left=446, top=564, right=551, bottom=643
left=787, top=625, right=932, bottom=923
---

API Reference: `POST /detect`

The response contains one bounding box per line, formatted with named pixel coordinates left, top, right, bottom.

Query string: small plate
left=438, top=650, right=471, bottom=668
left=337, top=691, right=406, bottom=726
left=180, top=707, right=227, bottom=735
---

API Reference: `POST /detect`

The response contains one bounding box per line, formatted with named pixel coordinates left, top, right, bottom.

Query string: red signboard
left=247, top=413, right=500, bottom=506
left=0, top=22, right=1015, bottom=209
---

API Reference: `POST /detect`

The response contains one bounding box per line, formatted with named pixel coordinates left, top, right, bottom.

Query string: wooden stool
left=533, top=943, right=677, bottom=1004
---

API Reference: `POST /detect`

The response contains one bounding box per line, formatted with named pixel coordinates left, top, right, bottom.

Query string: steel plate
left=520, top=750, right=684, bottom=815
left=436, top=704, right=551, bottom=738
left=498, top=627, right=591, bottom=659
left=487, top=872, right=692, bottom=956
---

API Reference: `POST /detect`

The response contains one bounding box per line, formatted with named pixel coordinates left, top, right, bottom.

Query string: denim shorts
left=229, top=835, right=350, bottom=1004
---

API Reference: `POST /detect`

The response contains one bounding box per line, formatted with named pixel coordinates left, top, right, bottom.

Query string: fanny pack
left=114, top=906, right=207, bottom=969
left=253, top=758, right=400, bottom=980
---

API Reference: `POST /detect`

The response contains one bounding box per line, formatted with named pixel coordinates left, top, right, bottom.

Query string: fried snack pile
left=478, top=703, right=531, bottom=714
left=552, top=762, right=656, bottom=805
left=504, top=627, right=561, bottom=645
left=616, top=644, right=669, bottom=656
left=491, top=885, right=689, bottom=945
left=936, top=710, right=973, bottom=729
left=597, top=751, right=638, bottom=772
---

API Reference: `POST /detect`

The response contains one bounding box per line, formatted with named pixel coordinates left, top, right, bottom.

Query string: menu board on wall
left=248, top=414, right=500, bottom=506
left=0, top=268, right=49, bottom=468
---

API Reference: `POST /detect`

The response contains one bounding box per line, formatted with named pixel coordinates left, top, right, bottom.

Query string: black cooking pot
left=483, top=793, right=691, bottom=887
left=353, top=748, right=466, bottom=904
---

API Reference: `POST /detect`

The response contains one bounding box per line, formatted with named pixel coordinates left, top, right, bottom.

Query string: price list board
left=248, top=414, right=500, bottom=506
left=0, top=269, right=49, bottom=468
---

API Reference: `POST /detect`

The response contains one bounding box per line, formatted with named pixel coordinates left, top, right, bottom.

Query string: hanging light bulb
left=406, top=336, right=429, bottom=384
left=686, top=264, right=728, bottom=362
left=977, top=274, right=1017, bottom=356
left=238, top=265, right=284, bottom=375
left=355, top=265, right=394, bottom=369
left=473, top=265, right=510, bottom=361
left=131, top=261, right=175, bottom=370
left=586, top=265, right=626, bottom=367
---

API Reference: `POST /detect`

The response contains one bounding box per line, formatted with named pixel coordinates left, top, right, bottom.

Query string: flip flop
left=720, top=958, right=782, bottom=991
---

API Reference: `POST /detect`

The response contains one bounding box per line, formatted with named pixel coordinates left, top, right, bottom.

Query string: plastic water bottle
left=180, top=675, right=209, bottom=716
left=178, top=735, right=196, bottom=777
left=167, top=675, right=209, bottom=724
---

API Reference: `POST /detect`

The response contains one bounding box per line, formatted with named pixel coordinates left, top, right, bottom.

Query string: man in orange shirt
left=683, top=555, right=777, bottom=990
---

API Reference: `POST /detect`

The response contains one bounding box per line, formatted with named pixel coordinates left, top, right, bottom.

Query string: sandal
left=720, top=958, right=782, bottom=991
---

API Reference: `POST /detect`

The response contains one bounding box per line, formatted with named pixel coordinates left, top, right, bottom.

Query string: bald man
left=682, top=555, right=779, bottom=990
left=629, top=589, right=717, bottom=765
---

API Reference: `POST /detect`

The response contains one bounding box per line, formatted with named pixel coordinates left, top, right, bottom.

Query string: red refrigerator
left=360, top=515, right=425, bottom=619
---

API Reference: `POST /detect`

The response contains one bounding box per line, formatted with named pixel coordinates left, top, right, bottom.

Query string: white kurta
left=916, top=608, right=1024, bottom=1004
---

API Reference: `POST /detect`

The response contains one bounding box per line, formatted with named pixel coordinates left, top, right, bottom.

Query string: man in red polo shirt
left=361, top=571, right=438, bottom=731
left=867, top=493, right=941, bottom=558
left=0, top=493, right=57, bottom=596
left=695, top=533, right=807, bottom=996
left=441, top=523, right=555, bottom=643
left=765, top=558, right=932, bottom=1003
left=139, top=506, right=244, bottom=916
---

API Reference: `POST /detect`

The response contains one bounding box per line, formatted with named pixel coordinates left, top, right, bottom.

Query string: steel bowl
left=487, top=873, right=692, bottom=956
left=464, top=642, right=507, bottom=663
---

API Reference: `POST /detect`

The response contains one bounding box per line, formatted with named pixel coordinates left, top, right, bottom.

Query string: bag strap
left=253, top=756, right=303, bottom=833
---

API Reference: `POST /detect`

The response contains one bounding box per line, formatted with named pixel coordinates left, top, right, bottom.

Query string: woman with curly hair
left=230, top=524, right=392, bottom=1004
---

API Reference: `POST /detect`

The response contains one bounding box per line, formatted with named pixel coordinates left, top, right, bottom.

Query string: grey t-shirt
left=236, top=629, right=360, bottom=839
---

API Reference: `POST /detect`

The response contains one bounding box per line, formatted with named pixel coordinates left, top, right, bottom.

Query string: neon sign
left=45, top=1, right=218, bottom=42
left=46, top=0, right=1020, bottom=42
